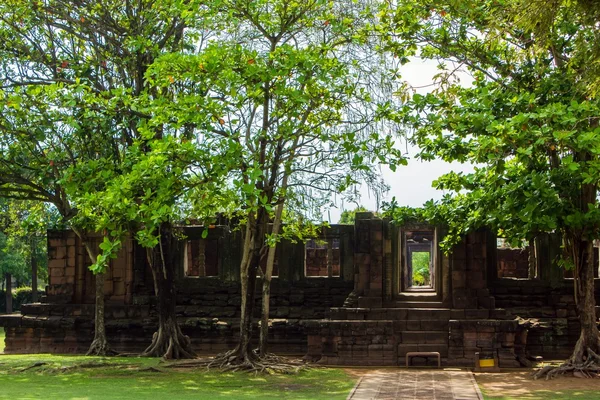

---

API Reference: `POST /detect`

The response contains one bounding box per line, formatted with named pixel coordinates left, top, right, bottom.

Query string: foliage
left=411, top=251, right=431, bottom=286
left=380, top=197, right=437, bottom=224
left=0, top=287, right=45, bottom=313
left=338, top=206, right=374, bottom=225
left=382, top=0, right=600, bottom=373
left=516, top=0, right=600, bottom=96
left=0, top=355, right=355, bottom=400
left=380, top=0, right=600, bottom=255
left=0, top=200, right=55, bottom=284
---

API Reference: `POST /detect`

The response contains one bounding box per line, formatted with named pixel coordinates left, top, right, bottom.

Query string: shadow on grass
left=0, top=355, right=355, bottom=400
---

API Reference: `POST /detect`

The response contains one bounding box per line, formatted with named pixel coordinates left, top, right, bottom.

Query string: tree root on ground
left=162, top=350, right=308, bottom=374
left=86, top=339, right=118, bottom=357
left=141, top=330, right=196, bottom=360
left=19, top=362, right=47, bottom=372
left=532, top=348, right=600, bottom=380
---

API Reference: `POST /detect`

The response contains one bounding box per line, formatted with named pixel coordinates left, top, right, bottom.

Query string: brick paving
left=347, top=369, right=482, bottom=400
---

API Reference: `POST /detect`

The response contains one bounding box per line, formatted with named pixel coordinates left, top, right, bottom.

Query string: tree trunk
left=528, top=238, right=537, bottom=279
left=5, top=273, right=12, bottom=314
left=570, top=238, right=600, bottom=363
left=31, top=237, right=38, bottom=303
left=86, top=271, right=115, bottom=356
left=259, top=202, right=284, bottom=357
left=70, top=228, right=115, bottom=357
left=225, top=210, right=267, bottom=366
left=569, top=179, right=600, bottom=364
left=142, top=223, right=196, bottom=359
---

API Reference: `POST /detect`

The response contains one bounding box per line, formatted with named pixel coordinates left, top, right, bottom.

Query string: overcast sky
left=324, top=57, right=475, bottom=223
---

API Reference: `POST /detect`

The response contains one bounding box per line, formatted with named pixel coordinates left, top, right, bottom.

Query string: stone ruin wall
left=3, top=219, right=600, bottom=366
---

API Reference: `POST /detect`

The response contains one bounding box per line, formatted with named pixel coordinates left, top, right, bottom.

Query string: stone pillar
left=368, top=218, right=383, bottom=297
left=354, top=213, right=384, bottom=308
left=197, top=239, right=206, bottom=277
left=340, top=227, right=354, bottom=282
left=354, top=213, right=372, bottom=295
left=536, top=233, right=563, bottom=288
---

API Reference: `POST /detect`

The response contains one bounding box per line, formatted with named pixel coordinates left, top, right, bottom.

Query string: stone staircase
left=326, top=306, right=501, bottom=365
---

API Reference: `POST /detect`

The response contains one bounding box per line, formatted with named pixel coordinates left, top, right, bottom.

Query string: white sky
left=324, top=57, right=476, bottom=223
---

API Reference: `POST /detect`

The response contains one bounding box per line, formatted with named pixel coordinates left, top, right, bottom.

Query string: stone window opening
left=184, top=239, right=219, bottom=277
left=304, top=238, right=340, bottom=277
left=496, top=238, right=537, bottom=279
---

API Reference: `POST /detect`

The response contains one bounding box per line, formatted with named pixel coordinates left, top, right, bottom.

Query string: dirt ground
left=475, top=369, right=600, bottom=398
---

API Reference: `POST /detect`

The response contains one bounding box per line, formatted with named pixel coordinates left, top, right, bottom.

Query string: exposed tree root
left=86, top=338, right=118, bottom=357
left=533, top=348, right=600, bottom=380
left=141, top=328, right=196, bottom=360
left=137, top=366, right=164, bottom=373
left=20, top=362, right=47, bottom=372
left=163, top=349, right=308, bottom=374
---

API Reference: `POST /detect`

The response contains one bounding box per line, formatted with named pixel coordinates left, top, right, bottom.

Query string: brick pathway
left=347, top=369, right=483, bottom=400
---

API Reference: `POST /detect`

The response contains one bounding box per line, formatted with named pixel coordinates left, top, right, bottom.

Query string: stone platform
left=348, top=369, right=482, bottom=400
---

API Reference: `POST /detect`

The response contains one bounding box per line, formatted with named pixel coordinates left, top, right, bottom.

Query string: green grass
left=0, top=327, right=4, bottom=353
left=0, top=354, right=356, bottom=400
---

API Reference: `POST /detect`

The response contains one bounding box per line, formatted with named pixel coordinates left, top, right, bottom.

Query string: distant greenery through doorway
left=411, top=251, right=431, bottom=286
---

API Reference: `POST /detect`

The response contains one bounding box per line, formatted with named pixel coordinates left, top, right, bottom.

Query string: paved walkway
left=347, top=369, right=483, bottom=400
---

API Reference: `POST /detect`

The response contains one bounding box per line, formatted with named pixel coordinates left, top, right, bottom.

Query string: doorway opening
left=403, top=229, right=435, bottom=292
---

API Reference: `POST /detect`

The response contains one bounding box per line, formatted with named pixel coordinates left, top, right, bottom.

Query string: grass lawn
left=0, top=327, right=4, bottom=353
left=0, top=354, right=356, bottom=400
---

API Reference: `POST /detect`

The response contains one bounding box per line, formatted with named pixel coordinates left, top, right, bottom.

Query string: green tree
left=0, top=0, right=202, bottom=357
left=147, top=0, right=405, bottom=368
left=384, top=0, right=600, bottom=378
left=338, top=206, right=369, bottom=224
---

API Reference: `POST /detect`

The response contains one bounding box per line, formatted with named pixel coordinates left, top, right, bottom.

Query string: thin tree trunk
left=528, top=238, right=537, bottom=279
left=226, top=209, right=267, bottom=365
left=570, top=238, right=600, bottom=363
left=569, top=180, right=600, bottom=363
left=86, top=271, right=114, bottom=356
left=5, top=273, right=12, bottom=314
left=142, top=223, right=195, bottom=359
left=259, top=202, right=284, bottom=357
left=31, top=237, right=38, bottom=303
left=71, top=228, right=115, bottom=356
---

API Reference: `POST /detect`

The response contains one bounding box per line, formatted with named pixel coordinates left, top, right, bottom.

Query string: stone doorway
left=397, top=224, right=441, bottom=299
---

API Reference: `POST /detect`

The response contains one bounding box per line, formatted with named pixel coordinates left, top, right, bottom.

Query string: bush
left=0, top=287, right=45, bottom=313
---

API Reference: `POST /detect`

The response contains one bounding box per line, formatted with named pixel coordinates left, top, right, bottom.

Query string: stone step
left=394, top=319, right=449, bottom=332
left=401, top=330, right=448, bottom=345
left=394, top=292, right=440, bottom=302
left=329, top=307, right=492, bottom=321
left=391, top=301, right=445, bottom=308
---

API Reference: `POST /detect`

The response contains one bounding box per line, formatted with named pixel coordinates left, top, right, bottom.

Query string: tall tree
left=65, top=136, right=223, bottom=359
left=149, top=0, right=405, bottom=369
left=0, top=0, right=204, bottom=357
left=383, top=0, right=600, bottom=379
